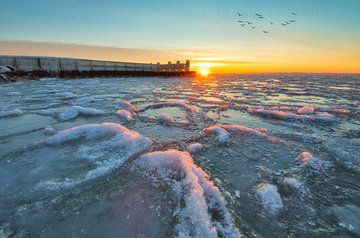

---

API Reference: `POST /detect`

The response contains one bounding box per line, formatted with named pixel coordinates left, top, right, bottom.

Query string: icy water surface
left=1, top=74, right=360, bottom=237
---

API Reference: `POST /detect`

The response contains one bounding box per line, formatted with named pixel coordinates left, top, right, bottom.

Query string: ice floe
left=200, top=96, right=224, bottom=104
left=36, top=108, right=60, bottom=117
left=58, top=106, right=104, bottom=121
left=221, top=124, right=269, bottom=138
left=1, top=73, right=359, bottom=236
left=44, top=122, right=132, bottom=145
left=36, top=106, right=104, bottom=121
left=119, top=100, right=139, bottom=113
left=248, top=107, right=337, bottom=123
left=325, top=138, right=360, bottom=172
left=43, top=125, right=57, bottom=135
left=55, top=91, right=76, bottom=98
left=330, top=108, right=350, bottom=114
left=116, top=109, right=132, bottom=121
left=205, top=125, right=230, bottom=143
left=247, top=107, right=312, bottom=121
left=282, top=177, right=307, bottom=197
left=188, top=143, right=204, bottom=153
left=143, top=102, right=199, bottom=119
left=282, top=177, right=303, bottom=191
left=38, top=123, right=152, bottom=189
left=269, top=105, right=297, bottom=111
left=204, top=124, right=278, bottom=143
left=299, top=151, right=332, bottom=171
left=73, top=96, right=95, bottom=106
left=0, top=109, right=23, bottom=118
left=313, top=112, right=336, bottom=122
left=297, top=106, right=315, bottom=115
left=39, top=77, right=57, bottom=81
left=330, top=205, right=360, bottom=236
left=257, top=183, right=283, bottom=216
left=132, top=150, right=241, bottom=238
left=157, top=112, right=174, bottom=124
left=4, top=91, right=20, bottom=96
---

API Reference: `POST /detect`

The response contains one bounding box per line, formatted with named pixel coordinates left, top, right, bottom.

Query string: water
left=0, top=74, right=359, bottom=237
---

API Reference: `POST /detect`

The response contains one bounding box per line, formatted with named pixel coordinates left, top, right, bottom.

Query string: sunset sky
left=1, top=0, right=359, bottom=73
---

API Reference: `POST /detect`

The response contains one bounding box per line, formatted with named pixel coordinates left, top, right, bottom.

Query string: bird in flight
left=234, top=10, right=298, bottom=35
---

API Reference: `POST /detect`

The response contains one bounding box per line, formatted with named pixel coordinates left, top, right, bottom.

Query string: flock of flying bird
left=236, top=12, right=297, bottom=34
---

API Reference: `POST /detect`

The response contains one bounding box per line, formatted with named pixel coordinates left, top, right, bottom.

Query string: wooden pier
left=0, top=56, right=196, bottom=80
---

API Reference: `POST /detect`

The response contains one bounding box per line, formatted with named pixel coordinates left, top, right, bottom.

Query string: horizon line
left=1, top=53, right=359, bottom=74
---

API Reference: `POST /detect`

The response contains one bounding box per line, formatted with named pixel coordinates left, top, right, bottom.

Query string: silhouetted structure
left=0, top=56, right=196, bottom=79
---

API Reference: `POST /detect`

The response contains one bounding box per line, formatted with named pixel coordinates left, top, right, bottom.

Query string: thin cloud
left=0, top=40, right=189, bottom=63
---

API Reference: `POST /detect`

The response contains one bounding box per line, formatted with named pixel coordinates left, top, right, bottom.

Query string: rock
left=5, top=65, right=16, bottom=72
left=0, top=74, right=10, bottom=82
left=0, top=66, right=11, bottom=74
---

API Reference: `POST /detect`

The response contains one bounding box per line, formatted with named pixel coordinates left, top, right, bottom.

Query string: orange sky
left=0, top=40, right=359, bottom=74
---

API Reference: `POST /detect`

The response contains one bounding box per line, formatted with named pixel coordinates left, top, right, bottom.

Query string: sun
left=199, top=68, right=210, bottom=77
left=192, top=62, right=219, bottom=77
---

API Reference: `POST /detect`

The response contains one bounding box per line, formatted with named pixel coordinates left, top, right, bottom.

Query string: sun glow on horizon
left=192, top=62, right=223, bottom=77
left=199, top=68, right=210, bottom=77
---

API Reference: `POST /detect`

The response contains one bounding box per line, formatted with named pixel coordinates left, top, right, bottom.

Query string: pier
left=0, top=56, right=196, bottom=80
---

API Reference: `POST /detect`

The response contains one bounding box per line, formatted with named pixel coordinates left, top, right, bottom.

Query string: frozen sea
left=0, top=74, right=359, bottom=237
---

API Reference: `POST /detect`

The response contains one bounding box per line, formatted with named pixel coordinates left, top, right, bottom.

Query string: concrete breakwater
left=0, top=56, right=196, bottom=82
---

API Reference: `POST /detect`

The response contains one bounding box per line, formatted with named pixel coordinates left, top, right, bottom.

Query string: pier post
left=75, top=60, right=79, bottom=72
left=176, top=61, right=180, bottom=72
left=13, top=57, right=18, bottom=69
left=58, top=59, right=62, bottom=73
left=37, top=58, right=42, bottom=70
left=185, top=60, right=190, bottom=72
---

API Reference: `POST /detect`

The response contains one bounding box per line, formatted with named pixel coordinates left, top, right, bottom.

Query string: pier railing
left=0, top=56, right=194, bottom=78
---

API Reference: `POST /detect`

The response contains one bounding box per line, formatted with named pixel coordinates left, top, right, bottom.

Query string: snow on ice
left=257, top=183, right=284, bottom=216
left=188, top=143, right=204, bottom=153
left=132, top=150, right=241, bottom=238
left=116, top=109, right=133, bottom=121
left=37, top=123, right=152, bottom=189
